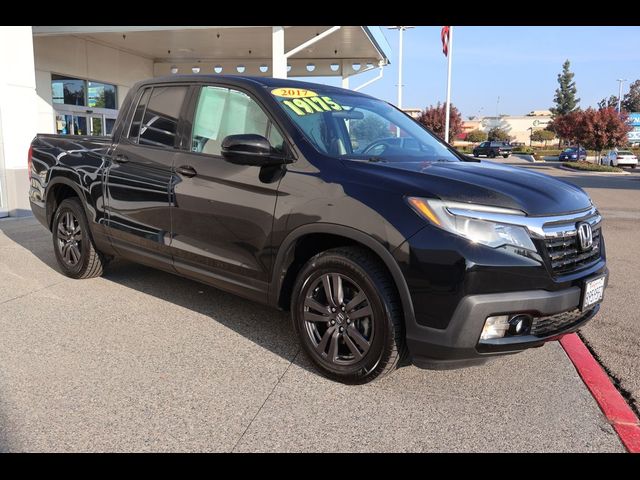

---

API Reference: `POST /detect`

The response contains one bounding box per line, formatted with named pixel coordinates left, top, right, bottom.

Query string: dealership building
left=0, top=26, right=391, bottom=217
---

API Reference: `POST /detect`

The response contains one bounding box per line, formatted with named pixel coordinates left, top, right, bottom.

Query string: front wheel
left=291, top=247, right=406, bottom=384
left=52, top=197, right=107, bottom=279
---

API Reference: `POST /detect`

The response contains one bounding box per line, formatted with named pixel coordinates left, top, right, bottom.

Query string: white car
left=604, top=149, right=638, bottom=168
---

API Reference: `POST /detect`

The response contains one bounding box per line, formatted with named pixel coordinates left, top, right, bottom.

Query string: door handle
left=177, top=165, right=197, bottom=178
left=114, top=153, right=129, bottom=164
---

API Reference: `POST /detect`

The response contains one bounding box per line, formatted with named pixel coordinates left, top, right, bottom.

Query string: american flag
left=441, top=26, right=450, bottom=57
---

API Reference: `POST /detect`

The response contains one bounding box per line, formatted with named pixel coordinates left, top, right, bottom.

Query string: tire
left=632, top=165, right=637, bottom=169
left=291, top=246, right=407, bottom=384
left=489, top=151, right=496, bottom=158
left=473, top=152, right=479, bottom=158
left=52, top=197, right=107, bottom=279
left=610, top=160, right=614, bottom=167
left=502, top=154, right=510, bottom=158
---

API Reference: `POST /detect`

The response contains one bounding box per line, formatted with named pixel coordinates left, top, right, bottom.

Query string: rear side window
left=135, top=86, right=187, bottom=148
left=191, top=85, right=280, bottom=156
left=128, top=88, right=151, bottom=140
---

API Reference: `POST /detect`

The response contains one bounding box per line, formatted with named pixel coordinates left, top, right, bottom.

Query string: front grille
left=544, top=226, right=601, bottom=274
left=531, top=308, right=589, bottom=337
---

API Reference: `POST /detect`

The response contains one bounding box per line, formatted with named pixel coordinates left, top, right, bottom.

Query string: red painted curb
left=560, top=333, right=640, bottom=453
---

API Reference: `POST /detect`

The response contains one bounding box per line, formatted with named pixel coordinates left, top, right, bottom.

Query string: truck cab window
left=137, top=86, right=187, bottom=148
left=191, top=86, right=278, bottom=156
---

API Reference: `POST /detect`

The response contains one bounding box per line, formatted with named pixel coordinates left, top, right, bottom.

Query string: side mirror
left=221, top=134, right=292, bottom=167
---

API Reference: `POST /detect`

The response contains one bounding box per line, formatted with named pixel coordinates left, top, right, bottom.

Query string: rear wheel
left=291, top=247, right=406, bottom=384
left=52, top=197, right=107, bottom=279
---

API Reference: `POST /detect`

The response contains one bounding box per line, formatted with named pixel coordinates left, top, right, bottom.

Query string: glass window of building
left=87, top=81, right=117, bottom=109
left=52, top=75, right=86, bottom=106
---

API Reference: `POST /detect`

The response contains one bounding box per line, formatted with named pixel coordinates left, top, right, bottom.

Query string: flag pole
left=444, top=26, right=453, bottom=144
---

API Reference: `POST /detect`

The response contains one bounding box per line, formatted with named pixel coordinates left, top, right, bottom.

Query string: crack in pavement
left=231, top=348, right=300, bottom=452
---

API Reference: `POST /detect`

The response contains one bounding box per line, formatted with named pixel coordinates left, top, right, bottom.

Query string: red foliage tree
left=416, top=102, right=463, bottom=142
left=546, top=110, right=581, bottom=146
left=575, top=108, right=632, bottom=159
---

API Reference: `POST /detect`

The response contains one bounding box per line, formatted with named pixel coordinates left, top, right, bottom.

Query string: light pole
left=387, top=26, right=415, bottom=110
left=617, top=78, right=627, bottom=112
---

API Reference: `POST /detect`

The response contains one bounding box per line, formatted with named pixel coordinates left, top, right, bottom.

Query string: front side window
left=138, top=86, right=187, bottom=148
left=191, top=86, right=281, bottom=156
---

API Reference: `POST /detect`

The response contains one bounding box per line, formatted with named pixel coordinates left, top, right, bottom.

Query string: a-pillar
left=0, top=26, right=38, bottom=217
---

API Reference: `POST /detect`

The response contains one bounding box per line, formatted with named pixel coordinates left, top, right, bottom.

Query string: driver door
left=170, top=84, right=286, bottom=302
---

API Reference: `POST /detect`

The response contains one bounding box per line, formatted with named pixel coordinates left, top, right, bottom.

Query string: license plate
left=582, top=275, right=606, bottom=310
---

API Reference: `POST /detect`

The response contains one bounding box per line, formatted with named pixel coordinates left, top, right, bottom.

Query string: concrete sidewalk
left=0, top=217, right=624, bottom=452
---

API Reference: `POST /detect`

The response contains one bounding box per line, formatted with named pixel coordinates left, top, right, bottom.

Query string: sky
left=295, top=26, right=640, bottom=119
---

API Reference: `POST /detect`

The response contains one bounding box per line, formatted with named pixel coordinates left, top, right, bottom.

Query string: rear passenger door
left=105, top=84, right=188, bottom=268
left=170, top=84, right=287, bottom=302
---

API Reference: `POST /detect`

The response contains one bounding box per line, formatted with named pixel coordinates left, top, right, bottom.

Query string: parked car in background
left=559, top=147, right=587, bottom=161
left=603, top=149, right=638, bottom=168
left=472, top=141, right=512, bottom=158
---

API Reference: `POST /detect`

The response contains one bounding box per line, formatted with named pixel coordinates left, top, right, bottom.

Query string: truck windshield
left=270, top=87, right=460, bottom=163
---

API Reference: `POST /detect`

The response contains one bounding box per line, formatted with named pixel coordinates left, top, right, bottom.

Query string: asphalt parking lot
left=0, top=164, right=636, bottom=452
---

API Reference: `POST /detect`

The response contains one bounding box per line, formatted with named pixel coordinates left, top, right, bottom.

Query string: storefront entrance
left=54, top=106, right=117, bottom=136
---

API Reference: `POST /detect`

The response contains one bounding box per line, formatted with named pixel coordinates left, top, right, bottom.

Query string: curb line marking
left=560, top=333, right=640, bottom=453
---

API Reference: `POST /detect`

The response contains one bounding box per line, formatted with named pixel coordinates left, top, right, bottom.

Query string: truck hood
left=342, top=159, right=592, bottom=216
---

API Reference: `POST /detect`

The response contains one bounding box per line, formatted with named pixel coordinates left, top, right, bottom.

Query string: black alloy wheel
left=52, top=197, right=107, bottom=279
left=291, top=247, right=406, bottom=384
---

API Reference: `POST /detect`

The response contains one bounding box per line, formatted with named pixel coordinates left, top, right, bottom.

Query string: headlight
left=570, top=154, right=577, bottom=159
left=406, top=197, right=537, bottom=252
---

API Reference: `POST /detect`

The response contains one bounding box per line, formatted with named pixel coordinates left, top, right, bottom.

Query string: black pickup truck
left=28, top=75, right=607, bottom=384
left=473, top=141, right=513, bottom=158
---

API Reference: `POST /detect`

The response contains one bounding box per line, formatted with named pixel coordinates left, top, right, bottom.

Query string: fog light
left=480, top=315, right=510, bottom=340
left=509, top=314, right=532, bottom=335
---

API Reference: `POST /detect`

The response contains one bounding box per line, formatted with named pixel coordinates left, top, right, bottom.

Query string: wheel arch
left=270, top=224, right=416, bottom=328
left=45, top=177, right=87, bottom=230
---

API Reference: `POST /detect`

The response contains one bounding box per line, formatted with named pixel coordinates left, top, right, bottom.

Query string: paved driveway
left=524, top=164, right=640, bottom=416
left=0, top=217, right=624, bottom=452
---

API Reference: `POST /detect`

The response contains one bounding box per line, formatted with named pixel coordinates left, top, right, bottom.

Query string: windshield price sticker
left=271, top=88, right=317, bottom=98
left=282, top=96, right=344, bottom=116
left=272, top=87, right=344, bottom=116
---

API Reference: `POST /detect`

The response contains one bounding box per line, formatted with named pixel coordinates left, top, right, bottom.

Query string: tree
left=597, top=95, right=618, bottom=110
left=546, top=110, right=581, bottom=146
left=487, top=127, right=512, bottom=142
left=530, top=129, right=555, bottom=146
left=574, top=107, right=632, bottom=160
left=465, top=129, right=487, bottom=143
left=416, top=102, right=463, bottom=142
left=550, top=60, right=580, bottom=116
left=351, top=115, right=389, bottom=146
left=622, top=79, right=640, bottom=112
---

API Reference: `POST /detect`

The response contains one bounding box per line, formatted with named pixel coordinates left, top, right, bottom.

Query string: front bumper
left=407, top=285, right=604, bottom=370
left=392, top=219, right=607, bottom=370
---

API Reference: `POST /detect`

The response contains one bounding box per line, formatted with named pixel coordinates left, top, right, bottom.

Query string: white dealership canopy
left=32, top=26, right=391, bottom=84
